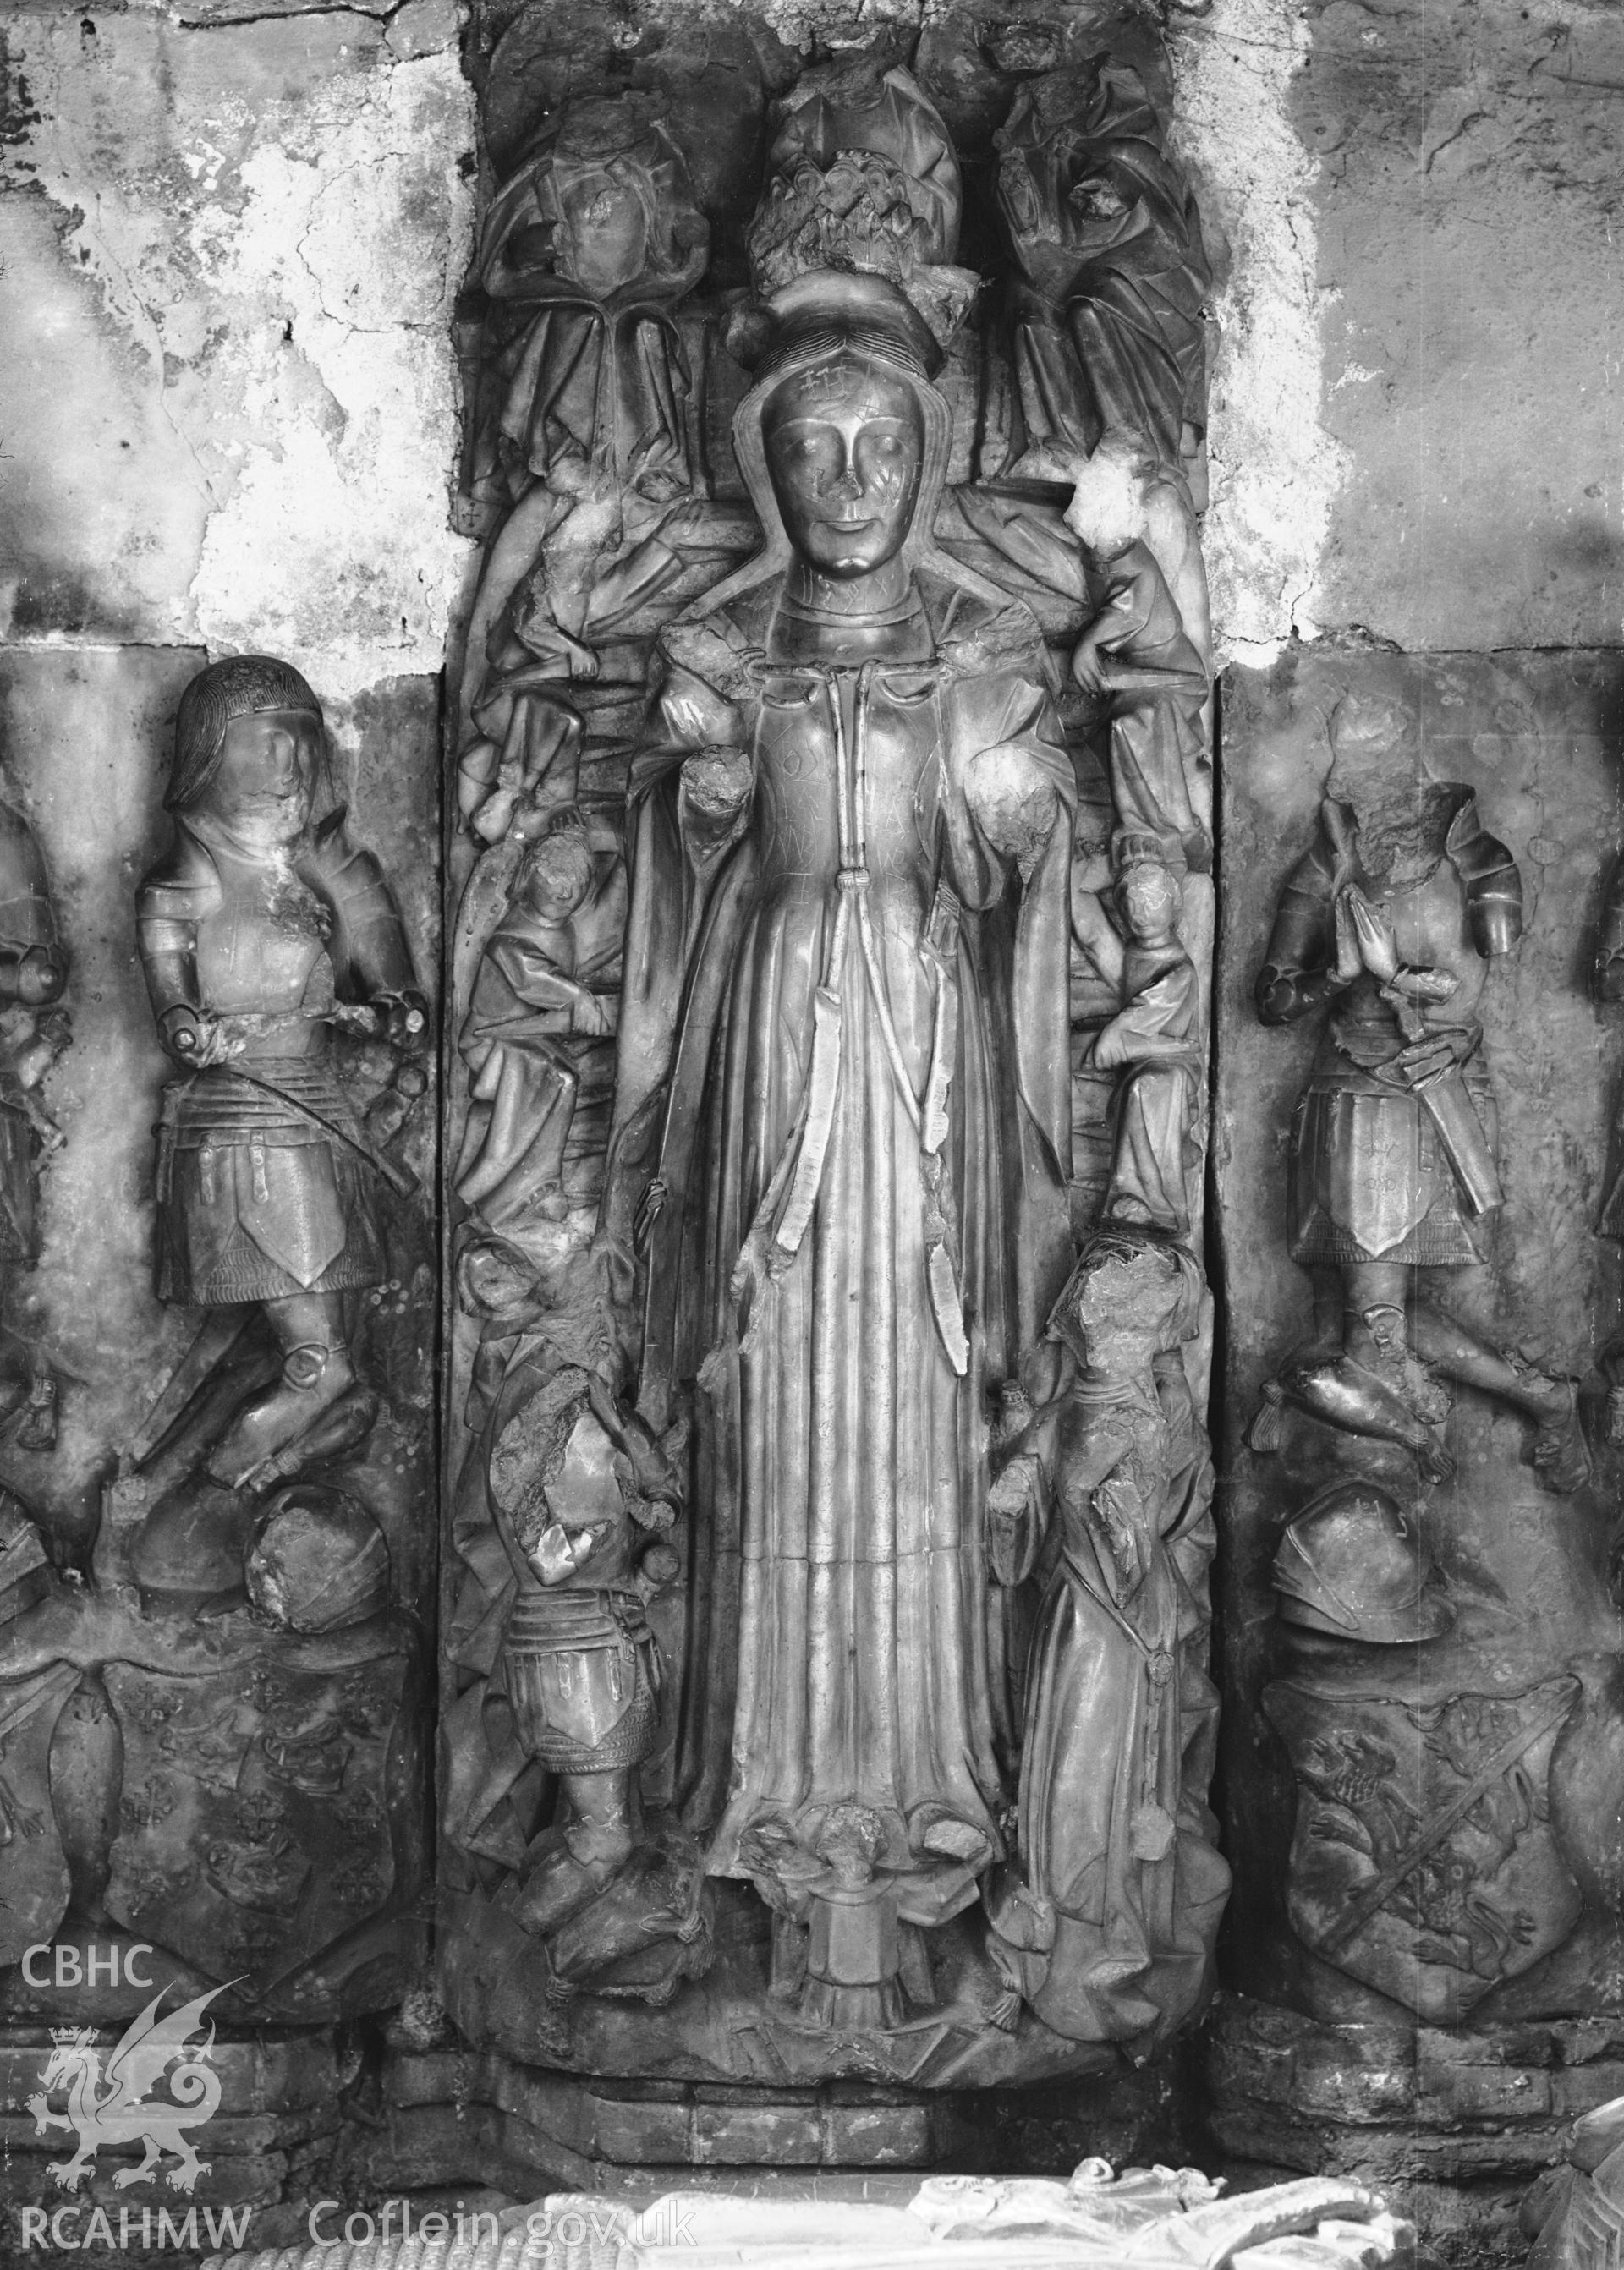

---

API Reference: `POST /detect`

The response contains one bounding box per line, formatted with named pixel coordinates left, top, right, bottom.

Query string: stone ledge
left=1203, top=1993, right=1607, bottom=2181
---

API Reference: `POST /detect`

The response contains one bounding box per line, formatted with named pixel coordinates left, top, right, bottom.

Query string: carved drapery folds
left=441, top=19, right=1226, bottom=2086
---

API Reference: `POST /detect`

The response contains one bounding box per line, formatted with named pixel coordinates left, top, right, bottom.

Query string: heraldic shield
left=0, top=1662, right=80, bottom=1967
left=1264, top=1676, right=1582, bottom=2021
left=103, top=1652, right=407, bottom=1994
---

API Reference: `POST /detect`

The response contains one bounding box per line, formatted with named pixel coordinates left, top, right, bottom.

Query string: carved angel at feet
left=1253, top=693, right=1588, bottom=1494
left=740, top=1801, right=979, bottom=2032
left=138, top=657, right=426, bottom=1492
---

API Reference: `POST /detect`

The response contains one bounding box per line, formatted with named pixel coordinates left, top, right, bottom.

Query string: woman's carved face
left=763, top=354, right=924, bottom=579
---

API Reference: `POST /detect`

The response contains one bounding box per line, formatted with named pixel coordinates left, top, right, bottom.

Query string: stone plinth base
left=1203, top=1992, right=1624, bottom=2266
left=351, top=2045, right=1192, bottom=2197
left=1, top=2024, right=350, bottom=2259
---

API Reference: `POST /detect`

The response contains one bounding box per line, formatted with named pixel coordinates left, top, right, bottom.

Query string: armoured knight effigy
left=1210, top=643, right=1624, bottom=2197
left=439, top=13, right=1228, bottom=2122
left=0, top=650, right=436, bottom=2196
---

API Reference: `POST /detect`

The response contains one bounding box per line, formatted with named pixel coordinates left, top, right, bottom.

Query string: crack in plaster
left=294, top=145, right=452, bottom=336
left=173, top=2, right=414, bottom=29
left=1, top=9, right=475, bottom=679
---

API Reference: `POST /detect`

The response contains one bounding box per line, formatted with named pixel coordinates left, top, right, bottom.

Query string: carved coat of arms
left=102, top=1653, right=406, bottom=1989
left=0, top=1661, right=80, bottom=1966
left=1264, top=1676, right=1582, bottom=2021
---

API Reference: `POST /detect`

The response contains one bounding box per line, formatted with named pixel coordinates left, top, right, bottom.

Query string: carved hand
left=1344, top=886, right=1399, bottom=982
left=375, top=991, right=431, bottom=1050
left=1383, top=966, right=1459, bottom=1006
left=1597, top=951, right=1624, bottom=1004
left=572, top=990, right=615, bottom=1039
left=530, top=1520, right=612, bottom=1587
left=968, top=745, right=1061, bottom=872
left=0, top=946, right=65, bottom=1008
left=159, top=1005, right=236, bottom=1067
left=1394, top=1023, right=1474, bottom=1091
left=680, top=748, right=754, bottom=820
left=1072, top=638, right=1108, bottom=696
left=1330, top=893, right=1363, bottom=989
left=986, top=1452, right=1045, bottom=1586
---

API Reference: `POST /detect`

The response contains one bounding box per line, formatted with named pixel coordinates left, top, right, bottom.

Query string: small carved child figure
left=456, top=813, right=621, bottom=1229
left=743, top=1801, right=980, bottom=2032
left=1065, top=431, right=1210, bottom=872
left=492, top=1367, right=681, bottom=1942
left=1073, top=841, right=1202, bottom=1241
left=138, top=657, right=426, bottom=1489
left=985, top=1234, right=1228, bottom=2045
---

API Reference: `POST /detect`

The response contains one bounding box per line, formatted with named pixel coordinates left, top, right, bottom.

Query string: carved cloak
left=606, top=571, right=1075, bottom=1872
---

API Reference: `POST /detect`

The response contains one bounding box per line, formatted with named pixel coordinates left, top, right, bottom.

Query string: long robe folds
left=611, top=572, right=1075, bottom=1876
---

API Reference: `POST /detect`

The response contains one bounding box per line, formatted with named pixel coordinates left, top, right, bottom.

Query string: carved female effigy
left=440, top=14, right=1227, bottom=2097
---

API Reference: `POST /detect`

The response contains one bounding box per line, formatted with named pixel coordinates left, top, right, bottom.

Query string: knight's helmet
left=1273, top=1478, right=1453, bottom=1645
left=168, top=655, right=323, bottom=814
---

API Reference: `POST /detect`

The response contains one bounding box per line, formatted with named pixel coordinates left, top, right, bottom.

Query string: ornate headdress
left=706, top=63, right=1007, bottom=618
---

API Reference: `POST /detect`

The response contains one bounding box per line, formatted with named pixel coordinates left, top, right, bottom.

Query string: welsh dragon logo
left=25, top=1982, right=231, bottom=2193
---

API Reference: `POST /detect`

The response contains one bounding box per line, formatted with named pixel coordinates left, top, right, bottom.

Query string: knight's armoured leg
left=1411, top=1297, right=1550, bottom=1409
left=508, top=1768, right=639, bottom=1939
left=560, top=1766, right=639, bottom=1869
left=1261, top=1265, right=1453, bottom=1478
left=1309, top=1268, right=1345, bottom=1357
left=1341, top=1263, right=1408, bottom=1364
left=1411, top=1297, right=1590, bottom=1494
left=207, top=1291, right=356, bottom=1489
